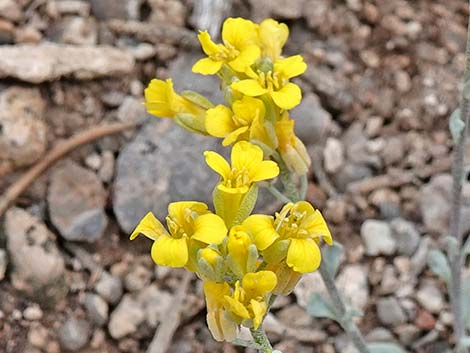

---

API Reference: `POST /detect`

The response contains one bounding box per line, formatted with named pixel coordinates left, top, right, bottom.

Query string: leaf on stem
left=322, top=241, right=344, bottom=278
left=427, top=249, right=451, bottom=286
left=306, top=293, right=337, bottom=321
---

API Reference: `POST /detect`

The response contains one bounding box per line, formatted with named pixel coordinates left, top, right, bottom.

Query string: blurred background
left=0, top=0, right=467, bottom=352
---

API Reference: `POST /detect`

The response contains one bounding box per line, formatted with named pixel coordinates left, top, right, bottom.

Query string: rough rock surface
left=4, top=208, right=66, bottom=303
left=113, top=120, right=224, bottom=233
left=0, top=44, right=135, bottom=83
left=48, top=160, right=108, bottom=242
left=0, top=87, right=47, bottom=167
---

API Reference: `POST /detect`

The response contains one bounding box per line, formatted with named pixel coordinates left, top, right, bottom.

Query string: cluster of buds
left=131, top=17, right=332, bottom=343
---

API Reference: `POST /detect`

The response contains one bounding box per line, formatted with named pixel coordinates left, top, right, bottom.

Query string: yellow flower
left=226, top=226, right=258, bottom=277
left=245, top=201, right=332, bottom=273
left=192, top=17, right=260, bottom=75
left=205, top=97, right=273, bottom=147
left=224, top=271, right=277, bottom=329
left=204, top=141, right=279, bottom=195
left=144, top=78, right=208, bottom=133
left=145, top=78, right=204, bottom=118
left=266, top=262, right=303, bottom=295
left=203, top=281, right=238, bottom=342
left=258, top=19, right=289, bottom=61
left=130, top=202, right=227, bottom=268
left=230, top=55, right=307, bottom=110
left=275, top=116, right=311, bottom=175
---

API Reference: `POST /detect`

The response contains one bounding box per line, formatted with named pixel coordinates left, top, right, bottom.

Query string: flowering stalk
left=277, top=165, right=370, bottom=353
left=449, top=9, right=470, bottom=353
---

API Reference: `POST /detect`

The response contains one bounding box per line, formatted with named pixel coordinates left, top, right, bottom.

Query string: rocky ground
left=0, top=0, right=468, bottom=352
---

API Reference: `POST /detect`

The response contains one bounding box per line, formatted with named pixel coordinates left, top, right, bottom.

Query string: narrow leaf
left=367, top=343, right=406, bottom=353
left=427, top=249, right=451, bottom=285
left=307, top=293, right=337, bottom=321
left=322, top=241, right=344, bottom=277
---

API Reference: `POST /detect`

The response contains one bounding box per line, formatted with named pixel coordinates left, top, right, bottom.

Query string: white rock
left=416, top=281, right=444, bottom=313
left=324, top=137, right=344, bottom=173
left=0, top=44, right=134, bottom=83
left=108, top=295, right=145, bottom=339
left=360, top=220, right=397, bottom=256
left=336, top=265, right=369, bottom=313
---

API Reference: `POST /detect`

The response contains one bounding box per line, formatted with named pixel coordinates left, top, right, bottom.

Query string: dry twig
left=0, top=121, right=138, bottom=217
left=146, top=272, right=193, bottom=353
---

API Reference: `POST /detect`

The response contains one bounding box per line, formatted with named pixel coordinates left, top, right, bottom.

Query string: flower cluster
left=131, top=17, right=332, bottom=343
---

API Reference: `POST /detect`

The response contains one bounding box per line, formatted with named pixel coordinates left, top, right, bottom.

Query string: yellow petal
left=231, top=79, right=267, bottom=97
left=192, top=57, right=223, bottom=75
left=259, top=19, right=289, bottom=60
left=274, top=55, right=307, bottom=78
left=231, top=141, right=263, bottom=172
left=206, top=311, right=238, bottom=342
left=242, top=214, right=278, bottom=251
left=205, top=105, right=235, bottom=138
left=192, top=214, right=228, bottom=244
left=303, top=209, right=333, bottom=245
left=222, top=17, right=258, bottom=49
left=286, top=238, right=321, bottom=273
left=263, top=239, right=290, bottom=264
left=228, top=45, right=260, bottom=72
left=242, top=271, right=277, bottom=298
left=224, top=295, right=251, bottom=319
left=250, top=299, right=267, bottom=329
left=151, top=235, right=188, bottom=267
left=271, top=83, right=302, bottom=110
left=144, top=79, right=174, bottom=118
left=204, top=151, right=231, bottom=180
left=222, top=126, right=249, bottom=146
left=130, top=212, right=168, bottom=240
left=251, top=160, right=279, bottom=182
left=232, top=96, right=265, bottom=124
left=197, top=30, right=221, bottom=56
left=204, top=281, right=231, bottom=311
left=168, top=201, right=208, bottom=223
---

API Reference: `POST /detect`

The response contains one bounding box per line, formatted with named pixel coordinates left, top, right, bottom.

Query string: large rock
left=0, top=43, right=134, bottom=83
left=113, top=120, right=224, bottom=233
left=4, top=208, right=66, bottom=304
left=59, top=317, right=91, bottom=351
left=168, top=52, right=224, bottom=105
left=0, top=87, right=47, bottom=167
left=48, top=160, right=108, bottom=242
left=420, top=173, right=470, bottom=235
left=290, top=93, right=332, bottom=146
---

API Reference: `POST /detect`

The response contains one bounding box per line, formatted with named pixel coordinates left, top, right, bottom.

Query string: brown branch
left=0, top=121, right=138, bottom=217
left=146, top=271, right=192, bottom=353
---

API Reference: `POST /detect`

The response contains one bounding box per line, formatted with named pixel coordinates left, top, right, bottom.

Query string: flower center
left=275, top=206, right=308, bottom=239
left=212, top=44, right=240, bottom=61
left=257, top=70, right=282, bottom=92
left=166, top=208, right=195, bottom=239
left=224, top=167, right=251, bottom=189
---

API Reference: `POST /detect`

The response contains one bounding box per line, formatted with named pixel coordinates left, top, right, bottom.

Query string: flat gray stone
left=59, top=317, right=90, bottom=351
left=113, top=120, right=224, bottom=233
left=0, top=43, right=134, bottom=83
left=48, top=160, right=108, bottom=242
left=361, top=220, right=397, bottom=256
left=377, top=297, right=407, bottom=326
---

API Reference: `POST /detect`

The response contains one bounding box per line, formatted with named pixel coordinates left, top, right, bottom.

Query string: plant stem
left=264, top=183, right=292, bottom=203
left=250, top=326, right=273, bottom=353
left=278, top=162, right=371, bottom=353
left=318, top=262, right=370, bottom=353
left=450, top=9, right=470, bottom=353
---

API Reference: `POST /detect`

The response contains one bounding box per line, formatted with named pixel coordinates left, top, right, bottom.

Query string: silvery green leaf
left=449, top=109, right=465, bottom=143
left=367, top=343, right=406, bottom=353
left=443, top=235, right=459, bottom=258
left=427, top=249, right=451, bottom=285
left=307, top=293, right=337, bottom=321
left=322, top=241, right=344, bottom=277
left=464, top=80, right=470, bottom=100
left=345, top=307, right=363, bottom=320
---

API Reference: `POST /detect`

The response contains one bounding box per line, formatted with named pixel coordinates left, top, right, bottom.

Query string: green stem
left=264, top=184, right=292, bottom=203
left=277, top=161, right=371, bottom=353
left=450, top=8, right=470, bottom=353
left=250, top=326, right=273, bottom=353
